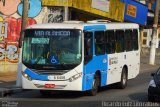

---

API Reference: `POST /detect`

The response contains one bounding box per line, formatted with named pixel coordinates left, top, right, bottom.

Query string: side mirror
left=151, top=73, right=155, bottom=77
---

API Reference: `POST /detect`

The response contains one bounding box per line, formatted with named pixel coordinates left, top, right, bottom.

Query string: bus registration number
left=48, top=75, right=65, bottom=80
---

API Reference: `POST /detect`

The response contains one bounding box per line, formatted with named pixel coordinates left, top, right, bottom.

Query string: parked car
left=148, top=67, right=160, bottom=102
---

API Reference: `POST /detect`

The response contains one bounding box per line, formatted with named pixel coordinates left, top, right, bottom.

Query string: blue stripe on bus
left=82, top=55, right=108, bottom=91
left=83, top=25, right=106, bottom=31
left=24, top=68, right=48, bottom=81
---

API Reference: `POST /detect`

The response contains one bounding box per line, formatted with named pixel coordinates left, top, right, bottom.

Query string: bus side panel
left=127, top=50, right=140, bottom=79
left=107, top=54, right=121, bottom=85
left=82, top=55, right=108, bottom=91
left=107, top=50, right=140, bottom=85
left=126, top=30, right=140, bottom=79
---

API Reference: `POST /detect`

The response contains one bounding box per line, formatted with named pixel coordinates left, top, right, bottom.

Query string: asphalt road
left=0, top=66, right=160, bottom=107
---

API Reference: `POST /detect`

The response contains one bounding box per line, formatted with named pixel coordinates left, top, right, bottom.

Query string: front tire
left=88, top=73, right=100, bottom=96
left=118, top=68, right=127, bottom=89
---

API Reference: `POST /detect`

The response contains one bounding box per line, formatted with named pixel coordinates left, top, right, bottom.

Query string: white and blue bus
left=20, top=21, right=140, bottom=96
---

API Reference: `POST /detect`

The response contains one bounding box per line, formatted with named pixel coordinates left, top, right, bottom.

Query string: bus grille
left=31, top=69, right=69, bottom=75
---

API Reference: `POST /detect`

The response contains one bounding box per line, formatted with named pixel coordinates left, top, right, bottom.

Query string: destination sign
left=34, top=30, right=71, bottom=37
left=31, top=38, right=49, bottom=44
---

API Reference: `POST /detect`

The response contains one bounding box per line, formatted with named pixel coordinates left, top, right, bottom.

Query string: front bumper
left=22, top=75, right=82, bottom=91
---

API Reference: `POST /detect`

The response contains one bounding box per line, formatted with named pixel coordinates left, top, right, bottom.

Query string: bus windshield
left=22, top=29, right=82, bottom=70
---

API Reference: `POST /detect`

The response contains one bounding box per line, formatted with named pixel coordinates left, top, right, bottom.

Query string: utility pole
left=16, top=0, right=29, bottom=87
left=21, top=0, right=29, bottom=34
left=64, top=6, right=69, bottom=21
left=19, top=0, right=29, bottom=47
left=149, top=0, right=159, bottom=65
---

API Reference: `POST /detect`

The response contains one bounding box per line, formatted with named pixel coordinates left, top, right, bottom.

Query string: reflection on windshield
left=157, top=68, right=160, bottom=75
left=22, top=29, right=82, bottom=69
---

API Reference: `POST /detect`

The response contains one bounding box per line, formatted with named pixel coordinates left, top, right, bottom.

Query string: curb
left=0, top=88, right=13, bottom=98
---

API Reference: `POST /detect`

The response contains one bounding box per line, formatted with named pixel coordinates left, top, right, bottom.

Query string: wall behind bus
left=0, top=0, right=64, bottom=74
left=142, top=28, right=160, bottom=48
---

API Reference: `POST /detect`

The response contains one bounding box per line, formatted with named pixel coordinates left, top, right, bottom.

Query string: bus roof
left=26, top=22, right=139, bottom=31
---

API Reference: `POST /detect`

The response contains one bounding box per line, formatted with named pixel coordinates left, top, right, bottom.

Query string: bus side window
left=125, top=30, right=132, bottom=51
left=115, top=30, right=125, bottom=53
left=84, top=32, right=93, bottom=64
left=95, top=31, right=105, bottom=56
left=105, top=30, right=115, bottom=54
left=132, top=29, right=139, bottom=50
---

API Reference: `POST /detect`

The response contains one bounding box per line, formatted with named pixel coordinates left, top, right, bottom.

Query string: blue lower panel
left=101, top=71, right=107, bottom=87
left=24, top=68, right=49, bottom=81
left=82, top=73, right=94, bottom=91
left=82, top=55, right=108, bottom=91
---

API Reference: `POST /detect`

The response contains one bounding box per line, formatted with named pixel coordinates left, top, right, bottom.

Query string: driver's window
left=84, top=32, right=93, bottom=64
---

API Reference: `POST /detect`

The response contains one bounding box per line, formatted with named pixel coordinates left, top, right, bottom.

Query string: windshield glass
left=157, top=68, right=160, bottom=75
left=22, top=29, right=82, bottom=70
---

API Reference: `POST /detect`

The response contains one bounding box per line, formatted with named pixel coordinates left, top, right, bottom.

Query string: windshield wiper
left=60, top=62, right=68, bottom=69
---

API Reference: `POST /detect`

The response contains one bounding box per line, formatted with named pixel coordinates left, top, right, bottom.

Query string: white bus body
left=20, top=21, right=140, bottom=95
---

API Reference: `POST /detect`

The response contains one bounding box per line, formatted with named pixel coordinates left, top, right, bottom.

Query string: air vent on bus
left=63, top=20, right=84, bottom=24
left=87, top=20, right=111, bottom=23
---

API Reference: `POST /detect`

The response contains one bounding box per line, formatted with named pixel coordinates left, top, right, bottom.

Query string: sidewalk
left=140, top=55, right=160, bottom=72
left=0, top=73, right=18, bottom=97
left=0, top=55, right=160, bottom=83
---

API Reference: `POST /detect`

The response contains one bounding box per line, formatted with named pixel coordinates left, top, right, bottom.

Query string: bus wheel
left=118, top=68, right=127, bottom=89
left=40, top=90, right=52, bottom=96
left=88, top=73, right=100, bottom=96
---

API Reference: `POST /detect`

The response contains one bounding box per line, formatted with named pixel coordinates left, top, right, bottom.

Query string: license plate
left=45, top=84, right=55, bottom=88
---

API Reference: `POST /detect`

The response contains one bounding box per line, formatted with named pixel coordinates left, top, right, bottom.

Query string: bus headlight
left=69, top=73, right=82, bottom=82
left=21, top=71, right=32, bottom=81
